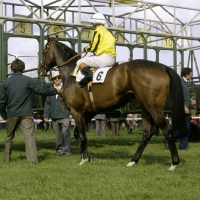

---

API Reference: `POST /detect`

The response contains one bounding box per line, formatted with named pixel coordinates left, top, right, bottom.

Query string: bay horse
left=38, top=36, right=186, bottom=170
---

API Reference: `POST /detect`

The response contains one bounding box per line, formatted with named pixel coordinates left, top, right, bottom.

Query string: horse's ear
left=55, top=34, right=59, bottom=41
left=47, top=35, right=50, bottom=42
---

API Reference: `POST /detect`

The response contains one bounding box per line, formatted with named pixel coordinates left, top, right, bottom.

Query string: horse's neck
left=54, top=47, right=78, bottom=82
left=59, top=61, right=76, bottom=83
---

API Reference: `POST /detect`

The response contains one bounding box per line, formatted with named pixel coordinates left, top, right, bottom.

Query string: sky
left=2, top=0, right=200, bottom=76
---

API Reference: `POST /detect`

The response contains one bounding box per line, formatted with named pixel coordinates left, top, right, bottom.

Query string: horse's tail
left=165, top=67, right=187, bottom=132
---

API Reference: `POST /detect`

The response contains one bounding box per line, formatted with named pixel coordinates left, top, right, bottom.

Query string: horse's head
left=38, top=35, right=79, bottom=78
left=38, top=35, right=58, bottom=76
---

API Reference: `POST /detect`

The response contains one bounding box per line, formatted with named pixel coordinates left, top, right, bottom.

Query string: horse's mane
left=52, top=40, right=81, bottom=78
left=56, top=41, right=79, bottom=62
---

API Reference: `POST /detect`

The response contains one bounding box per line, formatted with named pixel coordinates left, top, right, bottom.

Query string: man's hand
left=56, top=89, right=63, bottom=95
left=184, top=105, right=190, bottom=114
left=44, top=118, right=49, bottom=123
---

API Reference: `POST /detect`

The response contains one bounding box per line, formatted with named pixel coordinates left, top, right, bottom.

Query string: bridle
left=39, top=43, right=52, bottom=76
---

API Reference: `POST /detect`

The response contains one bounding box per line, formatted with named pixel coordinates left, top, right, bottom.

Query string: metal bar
left=177, top=10, right=200, bottom=35
left=19, top=0, right=40, bottom=18
left=193, top=52, right=200, bottom=77
left=45, top=0, right=73, bottom=20
left=24, top=0, right=39, bottom=7
left=144, top=2, right=146, bottom=31
left=161, top=6, right=183, bottom=25
left=53, top=1, right=73, bottom=21
left=7, top=7, right=39, bottom=33
left=115, top=2, right=144, bottom=28
left=187, top=51, right=191, bottom=68
left=85, top=0, right=112, bottom=26
left=112, top=0, right=115, bottom=27
left=183, top=46, right=200, bottom=51
left=41, top=0, right=44, bottom=20
left=44, top=0, right=62, bottom=7
left=0, top=0, right=2, bottom=16
left=147, top=3, right=172, bottom=33
left=78, top=0, right=81, bottom=24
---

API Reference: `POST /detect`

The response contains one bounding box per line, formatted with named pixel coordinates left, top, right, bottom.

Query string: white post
left=0, top=0, right=3, bottom=17
left=112, top=0, right=115, bottom=27
left=78, top=0, right=81, bottom=24
left=41, top=0, right=44, bottom=20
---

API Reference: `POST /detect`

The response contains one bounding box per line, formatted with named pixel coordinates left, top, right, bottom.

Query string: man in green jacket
left=0, top=58, right=62, bottom=163
left=44, top=70, right=71, bottom=156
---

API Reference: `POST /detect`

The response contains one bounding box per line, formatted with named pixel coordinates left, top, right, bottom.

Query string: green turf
left=0, top=126, right=200, bottom=200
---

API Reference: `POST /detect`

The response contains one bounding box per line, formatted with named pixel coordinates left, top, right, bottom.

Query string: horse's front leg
left=72, top=111, right=92, bottom=165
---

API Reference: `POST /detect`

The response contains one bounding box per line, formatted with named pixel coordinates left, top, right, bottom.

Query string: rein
left=58, top=51, right=86, bottom=67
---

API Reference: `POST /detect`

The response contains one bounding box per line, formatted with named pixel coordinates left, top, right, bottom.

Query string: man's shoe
left=56, top=151, right=63, bottom=156
left=162, top=138, right=169, bottom=150
left=63, top=152, right=72, bottom=156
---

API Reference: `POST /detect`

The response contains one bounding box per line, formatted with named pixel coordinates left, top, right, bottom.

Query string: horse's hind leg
left=161, top=121, right=179, bottom=170
left=152, top=110, right=180, bottom=170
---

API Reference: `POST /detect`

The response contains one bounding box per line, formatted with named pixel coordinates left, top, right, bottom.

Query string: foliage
left=0, top=126, right=200, bottom=200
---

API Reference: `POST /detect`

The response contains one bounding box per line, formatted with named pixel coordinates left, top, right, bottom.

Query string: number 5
left=21, top=24, right=25, bottom=33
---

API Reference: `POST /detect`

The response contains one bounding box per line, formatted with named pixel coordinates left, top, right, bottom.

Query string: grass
left=0, top=125, right=200, bottom=200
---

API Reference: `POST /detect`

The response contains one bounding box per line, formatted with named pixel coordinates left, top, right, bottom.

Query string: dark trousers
left=52, top=118, right=71, bottom=154
left=110, top=118, right=120, bottom=136
left=173, top=115, right=190, bottom=150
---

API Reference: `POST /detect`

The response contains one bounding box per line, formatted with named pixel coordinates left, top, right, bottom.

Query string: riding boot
left=79, top=67, right=93, bottom=87
left=4, top=141, right=13, bottom=162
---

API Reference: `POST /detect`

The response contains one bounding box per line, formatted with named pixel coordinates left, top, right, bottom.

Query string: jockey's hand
left=56, top=89, right=63, bottom=95
left=83, top=47, right=87, bottom=52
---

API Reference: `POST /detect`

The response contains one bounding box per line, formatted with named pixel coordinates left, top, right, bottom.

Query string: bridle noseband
left=39, top=43, right=51, bottom=76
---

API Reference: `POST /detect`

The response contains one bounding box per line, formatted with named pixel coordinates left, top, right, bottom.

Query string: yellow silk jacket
left=84, top=25, right=117, bottom=56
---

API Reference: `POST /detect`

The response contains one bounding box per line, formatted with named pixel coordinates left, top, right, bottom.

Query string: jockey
left=77, top=12, right=117, bottom=87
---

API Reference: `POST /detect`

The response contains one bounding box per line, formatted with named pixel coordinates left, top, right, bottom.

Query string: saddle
left=71, top=62, right=119, bottom=78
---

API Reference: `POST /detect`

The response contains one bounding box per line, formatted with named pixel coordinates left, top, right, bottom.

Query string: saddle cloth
left=73, top=66, right=111, bottom=83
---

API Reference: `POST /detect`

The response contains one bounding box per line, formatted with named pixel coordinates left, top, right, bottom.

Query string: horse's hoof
left=79, top=155, right=92, bottom=165
left=126, top=161, right=136, bottom=167
left=168, top=164, right=177, bottom=171
left=79, top=158, right=88, bottom=165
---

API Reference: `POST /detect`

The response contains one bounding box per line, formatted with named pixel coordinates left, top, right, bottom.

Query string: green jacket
left=0, top=72, right=57, bottom=119
left=44, top=87, right=69, bottom=119
left=180, top=77, right=190, bottom=109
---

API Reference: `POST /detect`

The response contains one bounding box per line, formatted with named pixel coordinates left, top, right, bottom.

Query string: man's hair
left=11, top=58, right=25, bottom=73
left=181, top=67, right=192, bottom=77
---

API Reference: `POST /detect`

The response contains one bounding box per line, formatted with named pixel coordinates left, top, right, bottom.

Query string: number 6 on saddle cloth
left=73, top=66, right=111, bottom=84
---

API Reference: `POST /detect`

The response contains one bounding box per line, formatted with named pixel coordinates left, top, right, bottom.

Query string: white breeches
left=76, top=53, right=115, bottom=68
